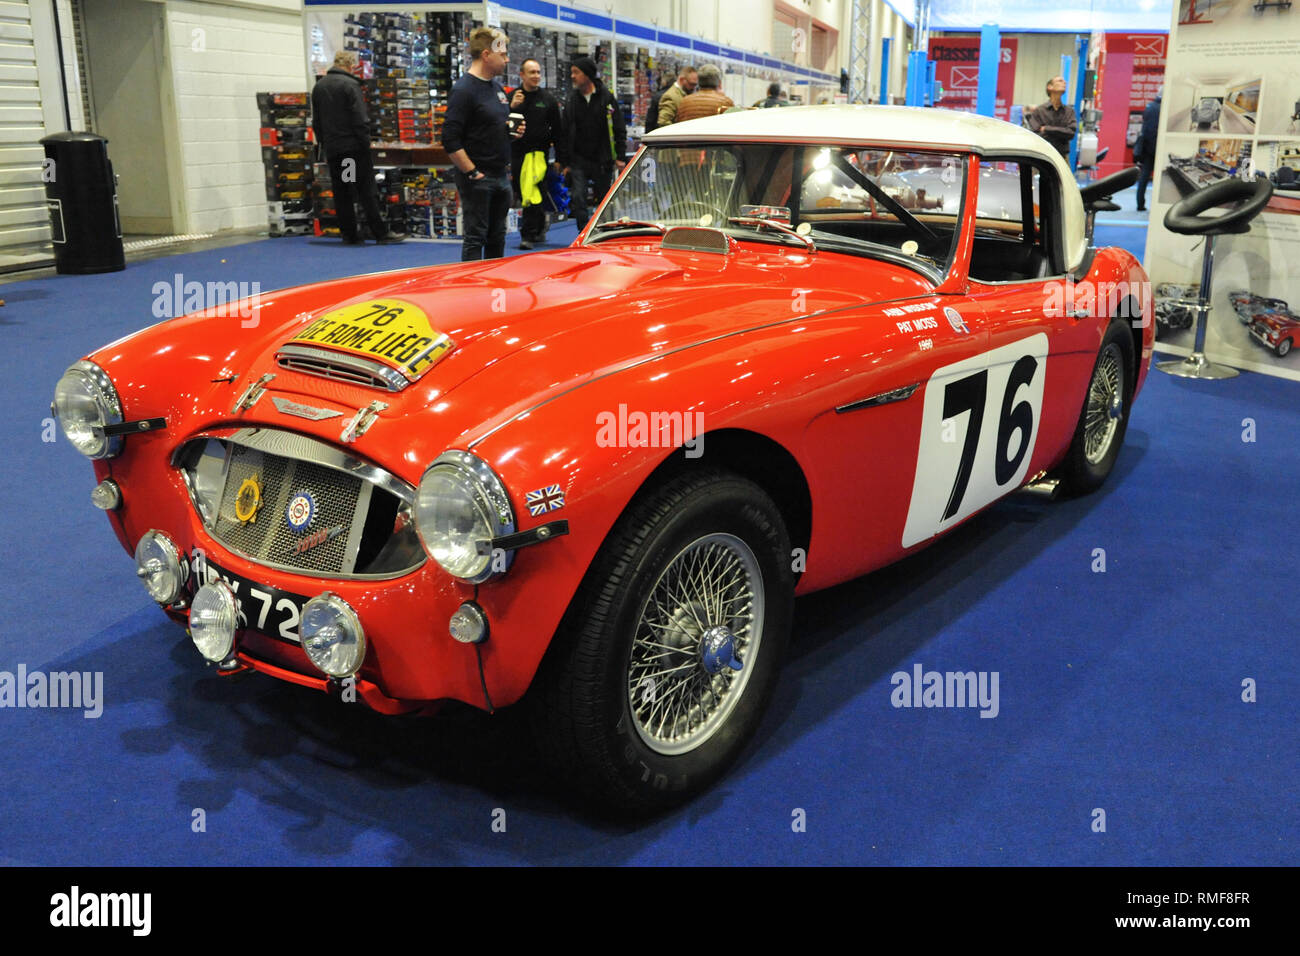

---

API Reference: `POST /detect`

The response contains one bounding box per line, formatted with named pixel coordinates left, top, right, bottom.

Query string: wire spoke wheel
left=1084, top=342, right=1124, bottom=465
left=627, top=532, right=765, bottom=756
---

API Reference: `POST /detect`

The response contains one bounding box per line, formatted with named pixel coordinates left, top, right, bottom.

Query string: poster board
left=1146, top=1, right=1300, bottom=381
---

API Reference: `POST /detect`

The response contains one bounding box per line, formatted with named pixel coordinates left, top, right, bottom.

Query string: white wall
left=162, top=0, right=308, bottom=233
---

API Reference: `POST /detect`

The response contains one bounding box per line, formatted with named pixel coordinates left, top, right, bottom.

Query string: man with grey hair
left=1026, top=75, right=1077, bottom=159
left=673, top=64, right=734, bottom=123
left=310, top=50, right=403, bottom=243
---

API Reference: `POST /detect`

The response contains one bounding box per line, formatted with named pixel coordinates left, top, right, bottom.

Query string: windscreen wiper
left=726, top=216, right=816, bottom=253
left=589, top=217, right=669, bottom=237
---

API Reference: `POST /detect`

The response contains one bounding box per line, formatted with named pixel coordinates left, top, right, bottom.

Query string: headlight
left=415, top=451, right=515, bottom=582
left=300, top=593, right=366, bottom=678
left=53, top=360, right=123, bottom=459
left=134, top=530, right=184, bottom=604
left=190, top=581, right=238, bottom=663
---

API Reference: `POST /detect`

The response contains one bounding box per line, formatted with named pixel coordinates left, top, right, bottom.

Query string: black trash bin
left=39, top=131, right=125, bottom=274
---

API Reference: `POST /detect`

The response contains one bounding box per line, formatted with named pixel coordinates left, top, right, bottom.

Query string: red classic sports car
left=54, top=106, right=1153, bottom=812
left=1228, top=290, right=1298, bottom=356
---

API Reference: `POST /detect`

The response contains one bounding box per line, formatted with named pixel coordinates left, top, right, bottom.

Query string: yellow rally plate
left=291, top=299, right=452, bottom=381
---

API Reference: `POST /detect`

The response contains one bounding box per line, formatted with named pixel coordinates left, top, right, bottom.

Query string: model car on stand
left=1229, top=291, right=1299, bottom=356
left=52, top=106, right=1152, bottom=813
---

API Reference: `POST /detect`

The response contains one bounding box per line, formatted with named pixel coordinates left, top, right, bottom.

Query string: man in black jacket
left=509, top=58, right=566, bottom=248
left=310, top=51, right=402, bottom=243
left=562, top=57, right=626, bottom=230
left=1133, top=89, right=1162, bottom=212
left=443, top=26, right=526, bottom=260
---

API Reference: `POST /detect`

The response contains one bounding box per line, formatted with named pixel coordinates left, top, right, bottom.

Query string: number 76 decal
left=902, top=334, right=1048, bottom=548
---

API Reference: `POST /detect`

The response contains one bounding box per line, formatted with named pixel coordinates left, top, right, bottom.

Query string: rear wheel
left=1059, top=319, right=1134, bottom=495
left=532, top=470, right=794, bottom=814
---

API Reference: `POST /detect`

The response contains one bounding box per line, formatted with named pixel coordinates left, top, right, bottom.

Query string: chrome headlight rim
left=415, top=450, right=516, bottom=584
left=189, top=580, right=238, bottom=663
left=134, top=530, right=184, bottom=605
left=54, top=359, right=124, bottom=460
left=299, top=591, right=367, bottom=679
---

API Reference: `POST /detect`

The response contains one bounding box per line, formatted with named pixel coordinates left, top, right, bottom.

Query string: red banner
left=1095, top=32, right=1168, bottom=177
left=928, top=37, right=1019, bottom=122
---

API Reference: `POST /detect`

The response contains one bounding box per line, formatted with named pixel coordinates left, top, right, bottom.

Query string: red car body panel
left=82, top=144, right=1154, bottom=714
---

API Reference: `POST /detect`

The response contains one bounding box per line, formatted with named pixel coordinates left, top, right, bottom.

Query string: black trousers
left=326, top=148, right=386, bottom=240
left=455, top=170, right=512, bottom=260
left=511, top=151, right=549, bottom=241
left=567, top=161, right=613, bottom=230
left=1135, top=158, right=1153, bottom=209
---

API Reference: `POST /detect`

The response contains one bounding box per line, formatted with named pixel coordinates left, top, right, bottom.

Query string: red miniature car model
left=1228, top=290, right=1297, bottom=356
left=54, top=106, right=1153, bottom=811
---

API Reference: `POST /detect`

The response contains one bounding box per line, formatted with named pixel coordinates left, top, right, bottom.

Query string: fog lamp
left=190, top=581, right=238, bottom=663
left=300, top=592, right=366, bottom=678
left=134, top=530, right=183, bottom=605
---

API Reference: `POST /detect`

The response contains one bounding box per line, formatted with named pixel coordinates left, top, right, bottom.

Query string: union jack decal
left=526, top=484, right=565, bottom=516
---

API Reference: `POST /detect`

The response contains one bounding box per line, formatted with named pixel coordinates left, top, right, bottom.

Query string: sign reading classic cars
left=291, top=299, right=454, bottom=381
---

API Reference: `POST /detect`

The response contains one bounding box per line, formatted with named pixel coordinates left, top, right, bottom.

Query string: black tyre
left=1059, top=319, right=1135, bottom=496
left=532, top=470, right=794, bottom=815
left=1276, top=338, right=1292, bottom=358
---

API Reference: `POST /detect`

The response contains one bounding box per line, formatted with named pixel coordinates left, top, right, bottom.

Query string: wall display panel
left=1144, top=0, right=1300, bottom=381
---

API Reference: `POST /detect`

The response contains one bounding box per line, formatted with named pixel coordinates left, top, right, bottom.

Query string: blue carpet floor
left=0, top=221, right=1294, bottom=865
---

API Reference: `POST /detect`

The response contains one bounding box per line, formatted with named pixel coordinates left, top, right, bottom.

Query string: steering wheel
left=1164, top=176, right=1273, bottom=235
left=662, top=199, right=730, bottom=227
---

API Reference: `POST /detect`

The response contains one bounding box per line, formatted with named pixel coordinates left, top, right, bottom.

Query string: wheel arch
left=630, top=427, right=813, bottom=568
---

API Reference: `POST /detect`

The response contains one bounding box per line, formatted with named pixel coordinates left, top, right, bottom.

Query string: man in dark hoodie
left=310, top=50, right=403, bottom=244
left=562, top=56, right=626, bottom=230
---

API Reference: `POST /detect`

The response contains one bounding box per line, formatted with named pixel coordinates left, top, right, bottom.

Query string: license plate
left=188, top=551, right=308, bottom=645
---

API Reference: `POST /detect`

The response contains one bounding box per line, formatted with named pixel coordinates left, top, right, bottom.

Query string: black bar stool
left=1157, top=176, right=1273, bottom=379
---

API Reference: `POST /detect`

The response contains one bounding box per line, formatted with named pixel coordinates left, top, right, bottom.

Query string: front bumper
left=93, top=425, right=581, bottom=713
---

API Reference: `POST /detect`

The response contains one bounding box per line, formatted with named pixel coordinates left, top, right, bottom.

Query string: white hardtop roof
left=645, top=104, right=1056, bottom=161
left=643, top=104, right=1087, bottom=272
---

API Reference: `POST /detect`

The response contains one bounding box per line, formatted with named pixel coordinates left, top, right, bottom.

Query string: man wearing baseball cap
left=562, top=56, right=627, bottom=230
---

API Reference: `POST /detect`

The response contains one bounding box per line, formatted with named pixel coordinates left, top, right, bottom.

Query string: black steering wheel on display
left=662, top=199, right=731, bottom=227
left=1164, top=176, right=1273, bottom=235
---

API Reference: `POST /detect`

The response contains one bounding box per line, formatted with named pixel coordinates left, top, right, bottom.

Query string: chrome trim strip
left=341, top=480, right=375, bottom=575
left=834, top=383, right=920, bottom=414
left=466, top=293, right=945, bottom=451
left=276, top=343, right=409, bottom=392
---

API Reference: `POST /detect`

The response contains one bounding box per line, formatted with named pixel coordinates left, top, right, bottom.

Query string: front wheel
left=531, top=470, right=794, bottom=814
left=1058, top=319, right=1134, bottom=496
left=1276, top=338, right=1293, bottom=357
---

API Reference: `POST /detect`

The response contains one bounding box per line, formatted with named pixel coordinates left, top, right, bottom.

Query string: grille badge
left=272, top=396, right=344, bottom=421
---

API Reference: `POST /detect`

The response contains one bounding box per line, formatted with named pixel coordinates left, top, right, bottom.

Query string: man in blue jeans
left=442, top=26, right=526, bottom=260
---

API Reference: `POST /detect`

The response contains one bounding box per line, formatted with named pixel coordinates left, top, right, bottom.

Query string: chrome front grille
left=211, top=446, right=368, bottom=574
left=176, top=428, right=424, bottom=579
